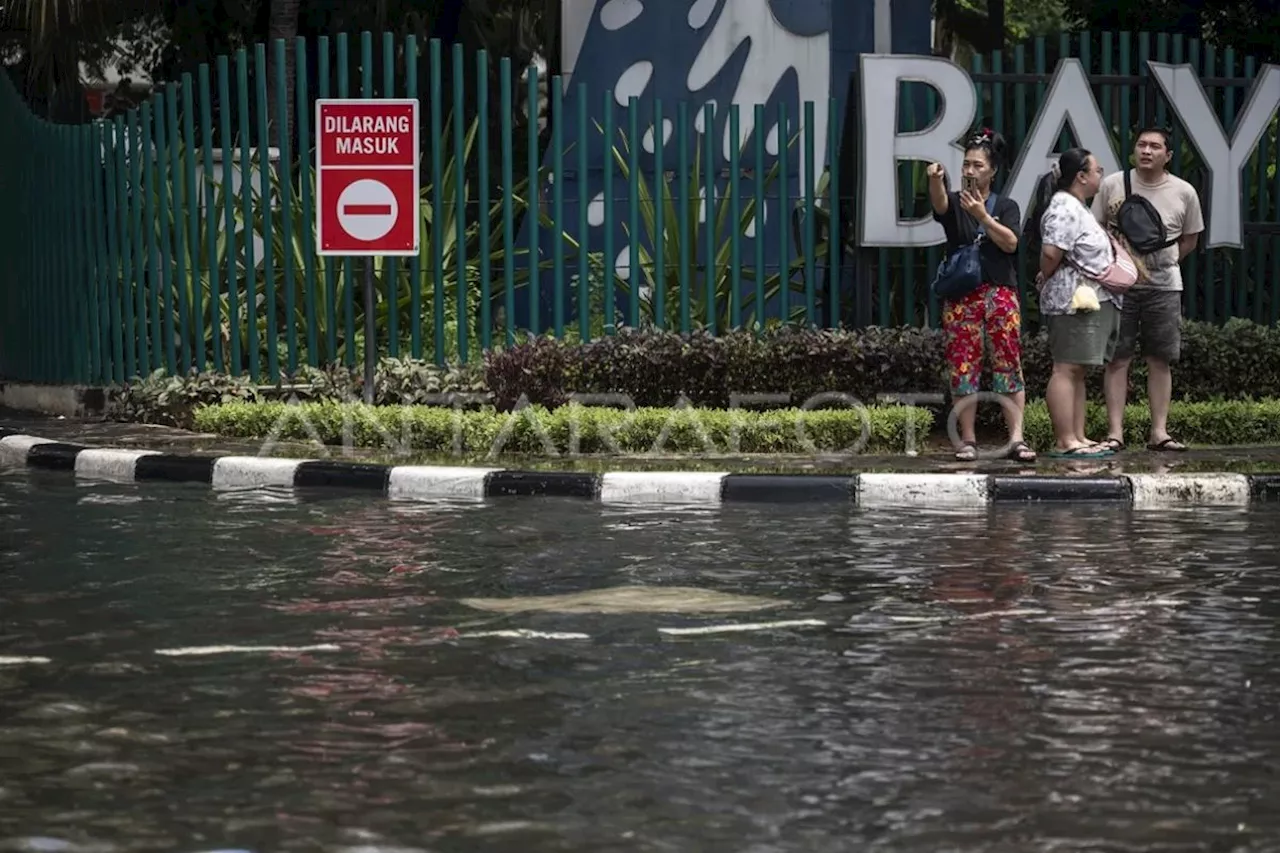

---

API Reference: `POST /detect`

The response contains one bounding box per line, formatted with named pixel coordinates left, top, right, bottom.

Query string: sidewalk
left=6, top=407, right=1280, bottom=475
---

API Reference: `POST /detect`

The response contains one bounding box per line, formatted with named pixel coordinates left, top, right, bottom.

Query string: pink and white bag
left=1094, top=233, right=1139, bottom=294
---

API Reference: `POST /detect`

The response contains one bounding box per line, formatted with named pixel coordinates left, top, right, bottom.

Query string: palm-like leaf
left=1, top=0, right=159, bottom=117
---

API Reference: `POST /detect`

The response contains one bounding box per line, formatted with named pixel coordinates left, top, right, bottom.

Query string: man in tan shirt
left=1091, top=127, right=1204, bottom=452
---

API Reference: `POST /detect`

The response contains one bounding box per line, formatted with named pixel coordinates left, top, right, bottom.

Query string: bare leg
left=1074, top=375, right=1088, bottom=445
left=1104, top=357, right=1131, bottom=444
left=1047, top=364, right=1086, bottom=451
left=1001, top=390, right=1026, bottom=443
left=1147, top=357, right=1174, bottom=442
left=955, top=393, right=978, bottom=445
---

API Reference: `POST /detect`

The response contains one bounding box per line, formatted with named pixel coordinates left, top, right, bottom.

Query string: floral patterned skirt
left=942, top=283, right=1025, bottom=396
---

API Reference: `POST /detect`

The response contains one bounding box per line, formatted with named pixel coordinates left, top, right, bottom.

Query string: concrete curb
left=2, top=429, right=1278, bottom=507
left=0, top=383, right=106, bottom=418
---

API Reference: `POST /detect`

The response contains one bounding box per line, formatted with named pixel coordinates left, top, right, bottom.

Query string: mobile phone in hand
left=961, top=175, right=978, bottom=195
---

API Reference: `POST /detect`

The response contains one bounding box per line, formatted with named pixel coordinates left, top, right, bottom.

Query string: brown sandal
left=1006, top=441, right=1036, bottom=462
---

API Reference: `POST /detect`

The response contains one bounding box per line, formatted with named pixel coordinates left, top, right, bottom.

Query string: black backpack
left=1115, top=170, right=1177, bottom=255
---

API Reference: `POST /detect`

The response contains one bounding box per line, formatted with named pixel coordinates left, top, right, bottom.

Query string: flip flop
left=1147, top=437, right=1188, bottom=452
left=954, top=440, right=978, bottom=461
left=1046, top=445, right=1115, bottom=459
left=1099, top=437, right=1125, bottom=452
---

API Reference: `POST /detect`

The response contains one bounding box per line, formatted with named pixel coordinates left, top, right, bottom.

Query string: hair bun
left=965, top=127, right=1008, bottom=167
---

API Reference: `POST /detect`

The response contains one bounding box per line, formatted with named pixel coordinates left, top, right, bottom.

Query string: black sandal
left=954, top=440, right=978, bottom=461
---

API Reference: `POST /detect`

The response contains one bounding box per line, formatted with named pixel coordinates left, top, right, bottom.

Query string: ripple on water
left=2, top=481, right=1280, bottom=850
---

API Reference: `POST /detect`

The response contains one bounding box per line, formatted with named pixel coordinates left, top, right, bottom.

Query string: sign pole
left=315, top=97, right=421, bottom=399
left=363, top=257, right=376, bottom=405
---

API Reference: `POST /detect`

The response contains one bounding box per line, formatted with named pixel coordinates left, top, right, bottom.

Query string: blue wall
left=513, top=0, right=934, bottom=332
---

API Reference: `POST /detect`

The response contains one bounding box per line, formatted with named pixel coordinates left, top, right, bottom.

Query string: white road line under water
left=154, top=644, right=342, bottom=656
left=658, top=619, right=827, bottom=635
left=5, top=623, right=832, bottom=664
left=886, top=608, right=1049, bottom=622
left=0, top=655, right=52, bottom=665
left=461, top=630, right=591, bottom=640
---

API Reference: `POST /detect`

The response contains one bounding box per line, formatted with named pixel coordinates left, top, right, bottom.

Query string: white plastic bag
left=1070, top=285, right=1100, bottom=312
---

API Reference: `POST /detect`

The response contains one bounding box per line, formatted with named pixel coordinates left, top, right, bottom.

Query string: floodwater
left=2, top=466, right=1280, bottom=852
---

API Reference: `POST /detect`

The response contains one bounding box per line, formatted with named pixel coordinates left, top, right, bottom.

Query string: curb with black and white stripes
left=3, top=430, right=1279, bottom=506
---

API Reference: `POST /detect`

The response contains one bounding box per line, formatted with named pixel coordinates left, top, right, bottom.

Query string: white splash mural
left=563, top=0, right=832, bottom=185
left=687, top=0, right=831, bottom=183
left=546, top=0, right=842, bottom=305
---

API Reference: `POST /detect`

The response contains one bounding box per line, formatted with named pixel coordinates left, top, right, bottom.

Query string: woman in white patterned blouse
left=1026, top=148, right=1122, bottom=459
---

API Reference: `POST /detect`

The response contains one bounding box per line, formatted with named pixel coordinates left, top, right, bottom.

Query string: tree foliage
left=935, top=0, right=1280, bottom=62
left=1, top=0, right=559, bottom=120
left=8, top=0, right=1279, bottom=125
left=933, top=0, right=1085, bottom=60
left=1062, top=0, right=1280, bottom=62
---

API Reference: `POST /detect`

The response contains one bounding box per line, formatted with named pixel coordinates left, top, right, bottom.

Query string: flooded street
left=1, top=466, right=1278, bottom=852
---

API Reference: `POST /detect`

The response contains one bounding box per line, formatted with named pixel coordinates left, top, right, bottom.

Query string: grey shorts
left=1045, top=300, right=1121, bottom=367
left=1114, top=287, right=1182, bottom=363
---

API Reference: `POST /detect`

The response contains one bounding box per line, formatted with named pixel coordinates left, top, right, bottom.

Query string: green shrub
left=1018, top=318, right=1280, bottom=407
left=1021, top=398, right=1280, bottom=450
left=111, top=317, right=1280, bottom=434
left=484, top=318, right=1280, bottom=414
left=486, top=326, right=948, bottom=411
left=107, top=359, right=489, bottom=428
left=192, top=400, right=935, bottom=456
left=107, top=369, right=261, bottom=428
left=289, top=358, right=489, bottom=406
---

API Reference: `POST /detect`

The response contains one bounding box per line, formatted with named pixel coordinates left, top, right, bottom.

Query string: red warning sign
left=315, top=99, right=420, bottom=256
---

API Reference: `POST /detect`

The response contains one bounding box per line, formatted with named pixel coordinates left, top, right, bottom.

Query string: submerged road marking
left=658, top=619, right=827, bottom=636
left=154, top=644, right=341, bottom=656
left=461, top=630, right=591, bottom=640
left=885, top=608, right=1047, bottom=624
left=16, top=621, right=843, bottom=665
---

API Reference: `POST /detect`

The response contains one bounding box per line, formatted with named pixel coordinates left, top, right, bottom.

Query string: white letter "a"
left=1004, top=58, right=1120, bottom=228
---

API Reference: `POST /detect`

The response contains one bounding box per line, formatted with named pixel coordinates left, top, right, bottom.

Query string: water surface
left=1, top=467, right=1278, bottom=852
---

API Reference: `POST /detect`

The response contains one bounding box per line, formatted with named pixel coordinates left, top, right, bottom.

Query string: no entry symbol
left=336, top=179, right=398, bottom=242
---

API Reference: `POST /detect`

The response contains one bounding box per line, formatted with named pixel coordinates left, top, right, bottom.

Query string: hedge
left=1021, top=398, right=1280, bottom=450
left=107, top=360, right=489, bottom=428
left=192, top=400, right=935, bottom=456
left=484, top=318, right=1280, bottom=413
left=191, top=397, right=1280, bottom=456
left=107, top=317, right=1280, bottom=432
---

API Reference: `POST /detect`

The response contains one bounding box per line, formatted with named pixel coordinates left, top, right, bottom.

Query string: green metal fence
left=0, top=29, right=1276, bottom=387
left=0, top=31, right=845, bottom=386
